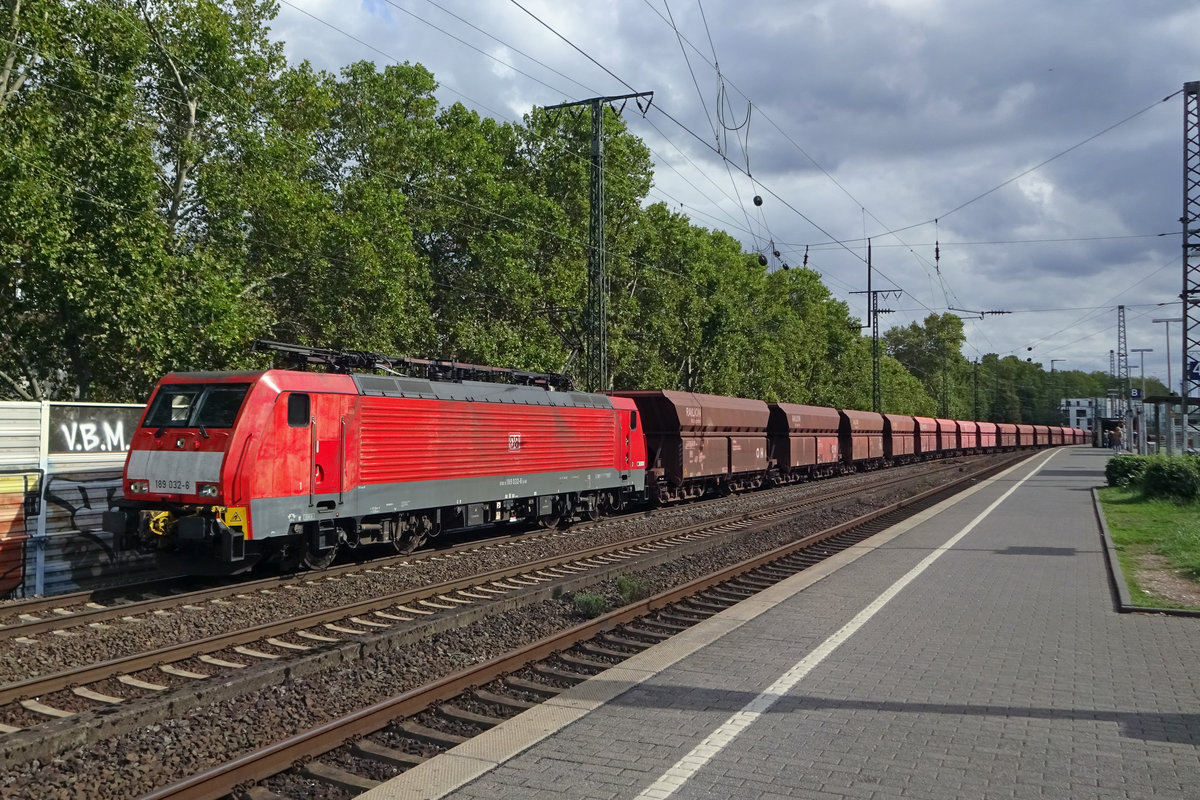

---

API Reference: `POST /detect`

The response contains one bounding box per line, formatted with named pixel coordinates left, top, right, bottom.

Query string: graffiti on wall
left=0, top=472, right=38, bottom=597
left=48, top=405, right=142, bottom=454
left=0, top=401, right=149, bottom=597
left=43, top=473, right=125, bottom=562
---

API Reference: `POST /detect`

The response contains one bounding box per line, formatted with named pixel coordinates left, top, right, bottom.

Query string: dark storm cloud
left=274, top=0, right=1196, bottom=378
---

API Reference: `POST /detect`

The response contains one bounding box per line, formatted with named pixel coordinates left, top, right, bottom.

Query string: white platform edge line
left=355, top=452, right=1056, bottom=800
left=635, top=448, right=1060, bottom=799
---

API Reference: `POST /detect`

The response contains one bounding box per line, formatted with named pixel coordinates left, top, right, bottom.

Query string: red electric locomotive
left=104, top=343, right=646, bottom=573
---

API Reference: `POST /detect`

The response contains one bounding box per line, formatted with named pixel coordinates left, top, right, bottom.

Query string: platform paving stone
left=359, top=447, right=1200, bottom=800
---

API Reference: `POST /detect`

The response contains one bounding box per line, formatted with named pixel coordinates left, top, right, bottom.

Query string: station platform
left=360, top=447, right=1200, bottom=800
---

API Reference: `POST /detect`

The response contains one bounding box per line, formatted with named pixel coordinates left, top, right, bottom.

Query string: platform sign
left=1131, top=388, right=1142, bottom=399
left=1189, top=359, right=1200, bottom=383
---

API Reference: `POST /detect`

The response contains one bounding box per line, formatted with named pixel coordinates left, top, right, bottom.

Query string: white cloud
left=271, top=0, right=1193, bottom=381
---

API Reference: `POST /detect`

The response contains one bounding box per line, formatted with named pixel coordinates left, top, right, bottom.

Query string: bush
left=616, top=575, right=649, bottom=604
left=1142, top=456, right=1200, bottom=502
left=572, top=592, right=607, bottom=617
left=1106, top=454, right=1148, bottom=488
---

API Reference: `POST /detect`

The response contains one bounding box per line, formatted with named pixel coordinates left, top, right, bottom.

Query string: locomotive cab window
left=287, top=393, right=311, bottom=427
left=144, top=383, right=251, bottom=429
left=630, top=411, right=638, bottom=430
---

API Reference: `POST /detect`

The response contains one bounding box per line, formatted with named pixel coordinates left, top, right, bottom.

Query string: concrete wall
left=0, top=401, right=169, bottom=598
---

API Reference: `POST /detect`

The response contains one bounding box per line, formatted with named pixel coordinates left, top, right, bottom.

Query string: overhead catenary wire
left=51, top=0, right=838, bottom=318
left=326, top=0, right=767, bottom=248
left=633, top=0, right=1182, bottom=353
left=499, top=0, right=805, bottom=281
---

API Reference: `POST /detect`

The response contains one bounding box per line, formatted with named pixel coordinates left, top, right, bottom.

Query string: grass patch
left=1097, top=486, right=1200, bottom=609
left=616, top=574, right=649, bottom=604
left=572, top=592, right=607, bottom=617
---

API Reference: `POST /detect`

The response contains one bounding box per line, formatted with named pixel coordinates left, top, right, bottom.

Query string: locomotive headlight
left=129, top=480, right=149, bottom=494
left=196, top=482, right=219, bottom=498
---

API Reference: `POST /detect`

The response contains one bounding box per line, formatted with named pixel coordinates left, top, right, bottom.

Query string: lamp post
left=1152, top=318, right=1182, bottom=396
left=1153, top=317, right=1182, bottom=455
left=1050, top=359, right=1066, bottom=424
left=1132, top=348, right=1153, bottom=454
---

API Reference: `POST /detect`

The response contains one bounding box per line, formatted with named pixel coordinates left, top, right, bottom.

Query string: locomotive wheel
left=396, top=531, right=426, bottom=554
left=395, top=515, right=433, bottom=554
left=582, top=498, right=602, bottom=521
left=278, top=545, right=303, bottom=573
left=302, top=542, right=338, bottom=570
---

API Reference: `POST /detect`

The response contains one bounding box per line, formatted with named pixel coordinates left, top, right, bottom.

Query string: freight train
left=103, top=342, right=1086, bottom=574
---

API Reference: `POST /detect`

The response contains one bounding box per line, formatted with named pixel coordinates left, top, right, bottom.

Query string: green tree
left=884, top=313, right=969, bottom=416
left=0, top=1, right=166, bottom=400
left=0, top=0, right=310, bottom=400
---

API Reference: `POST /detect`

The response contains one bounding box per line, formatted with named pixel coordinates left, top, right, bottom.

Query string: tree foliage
left=0, top=1, right=1093, bottom=422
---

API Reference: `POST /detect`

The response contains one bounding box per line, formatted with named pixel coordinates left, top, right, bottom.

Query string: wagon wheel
left=537, top=514, right=561, bottom=529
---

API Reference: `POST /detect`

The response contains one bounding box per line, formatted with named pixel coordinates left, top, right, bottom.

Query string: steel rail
left=0, top=454, right=984, bottom=632
left=135, top=454, right=1026, bottom=800
left=0, top=459, right=977, bottom=709
left=0, top=530, right=540, bottom=639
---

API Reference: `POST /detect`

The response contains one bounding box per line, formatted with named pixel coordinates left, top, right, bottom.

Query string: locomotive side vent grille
left=354, top=375, right=437, bottom=398
left=351, top=373, right=617, bottom=410
left=394, top=378, right=436, bottom=396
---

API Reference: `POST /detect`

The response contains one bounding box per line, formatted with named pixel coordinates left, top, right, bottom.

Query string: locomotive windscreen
left=143, top=383, right=251, bottom=429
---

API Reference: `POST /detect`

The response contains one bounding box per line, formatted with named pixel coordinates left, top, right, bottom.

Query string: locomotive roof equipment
left=251, top=340, right=575, bottom=391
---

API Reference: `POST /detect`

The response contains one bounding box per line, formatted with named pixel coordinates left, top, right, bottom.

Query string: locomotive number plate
left=153, top=478, right=194, bottom=494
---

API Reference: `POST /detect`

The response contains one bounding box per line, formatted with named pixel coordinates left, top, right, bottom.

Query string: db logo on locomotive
left=508, top=432, right=522, bottom=452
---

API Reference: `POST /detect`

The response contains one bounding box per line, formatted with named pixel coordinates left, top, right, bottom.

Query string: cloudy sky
left=271, top=0, right=1196, bottom=388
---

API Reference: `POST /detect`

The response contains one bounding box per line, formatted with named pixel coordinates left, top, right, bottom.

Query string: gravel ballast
left=0, top=456, right=1011, bottom=800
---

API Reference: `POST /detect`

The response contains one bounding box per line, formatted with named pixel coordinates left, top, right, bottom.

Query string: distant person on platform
left=1111, top=426, right=1123, bottom=453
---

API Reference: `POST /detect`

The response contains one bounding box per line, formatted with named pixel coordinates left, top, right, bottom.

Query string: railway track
left=0, top=456, right=978, bottom=642
left=0, top=459, right=967, bottom=742
left=139, top=452, right=1025, bottom=800
left=0, top=450, right=1003, bottom=633
left=0, top=453, right=1027, bottom=798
